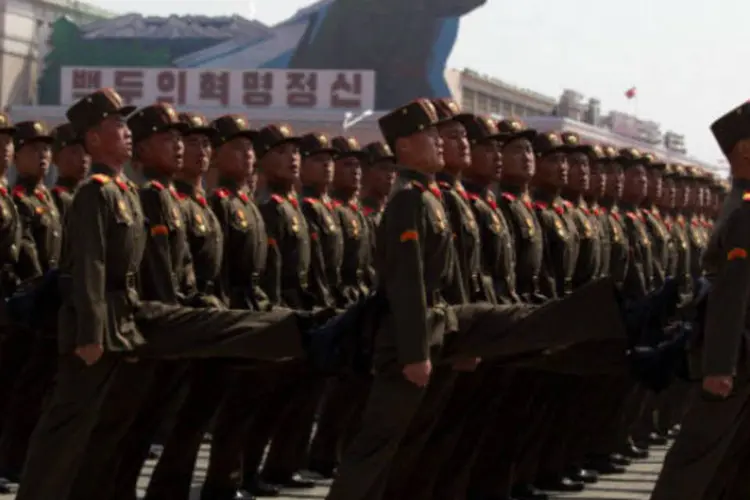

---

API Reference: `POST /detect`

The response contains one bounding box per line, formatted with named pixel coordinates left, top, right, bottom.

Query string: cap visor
left=184, top=126, right=218, bottom=138
left=303, top=147, right=338, bottom=157
left=507, top=129, right=538, bottom=144
left=117, top=106, right=137, bottom=118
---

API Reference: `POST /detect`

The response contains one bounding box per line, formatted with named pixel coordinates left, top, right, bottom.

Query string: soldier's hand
left=403, top=360, right=432, bottom=387
left=702, top=375, right=733, bottom=399
left=75, top=343, right=104, bottom=366
left=452, top=357, right=481, bottom=372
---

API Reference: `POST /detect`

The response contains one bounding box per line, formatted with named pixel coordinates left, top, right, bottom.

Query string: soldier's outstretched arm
left=383, top=190, right=429, bottom=365
left=703, top=207, right=750, bottom=377
left=70, top=183, right=109, bottom=347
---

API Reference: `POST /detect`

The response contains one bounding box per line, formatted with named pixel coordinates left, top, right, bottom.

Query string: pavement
left=0, top=443, right=668, bottom=499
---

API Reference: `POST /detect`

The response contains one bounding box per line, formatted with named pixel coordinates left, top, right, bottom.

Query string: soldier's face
left=604, top=164, right=624, bottom=198
left=469, top=140, right=502, bottom=182
left=182, top=133, right=212, bottom=177
left=216, top=136, right=255, bottom=181
left=15, top=140, right=51, bottom=178
left=660, top=178, right=676, bottom=209
left=0, top=133, right=13, bottom=172
left=263, top=141, right=301, bottom=184
left=534, top=152, right=568, bottom=189
left=300, top=152, right=334, bottom=189
left=141, top=129, right=184, bottom=174
left=89, top=115, right=132, bottom=165
left=567, top=152, right=590, bottom=193
left=687, top=182, right=701, bottom=207
left=675, top=182, right=689, bottom=209
left=55, top=144, right=90, bottom=181
left=402, top=128, right=443, bottom=172
left=363, top=163, right=396, bottom=197
left=646, top=169, right=663, bottom=201
left=501, top=138, right=535, bottom=182
left=587, top=164, right=606, bottom=198
left=437, top=121, right=470, bottom=171
left=623, top=165, right=648, bottom=202
left=334, top=155, right=362, bottom=193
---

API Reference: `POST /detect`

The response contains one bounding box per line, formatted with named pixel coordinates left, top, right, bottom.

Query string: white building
left=0, top=0, right=113, bottom=108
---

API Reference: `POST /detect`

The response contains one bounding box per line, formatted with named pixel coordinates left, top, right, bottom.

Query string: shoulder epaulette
left=438, top=181, right=451, bottom=190
left=90, top=174, right=110, bottom=185
left=743, top=191, right=750, bottom=202
left=410, top=180, right=426, bottom=192
left=562, top=200, right=573, bottom=208
left=0, top=186, right=7, bottom=196
left=533, top=201, right=547, bottom=210
left=147, top=180, right=165, bottom=191
left=467, top=193, right=480, bottom=201
left=214, top=188, right=229, bottom=199
left=554, top=205, right=564, bottom=215
left=12, top=185, right=25, bottom=198
left=332, top=199, right=343, bottom=208
left=270, top=194, right=285, bottom=204
left=626, top=211, right=637, bottom=220
left=303, top=197, right=317, bottom=205
left=501, top=192, right=516, bottom=202
left=363, top=206, right=374, bottom=216
left=52, top=186, right=68, bottom=194
left=175, top=192, right=188, bottom=201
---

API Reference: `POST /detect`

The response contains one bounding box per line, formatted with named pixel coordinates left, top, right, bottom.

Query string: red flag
left=625, top=87, right=637, bottom=99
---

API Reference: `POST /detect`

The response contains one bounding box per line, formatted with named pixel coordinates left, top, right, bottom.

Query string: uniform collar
left=301, top=185, right=325, bottom=199
left=55, top=176, right=79, bottom=191
left=217, top=176, right=246, bottom=193
left=15, top=175, right=43, bottom=192
left=90, top=163, right=119, bottom=178
left=398, top=167, right=433, bottom=186
left=142, top=167, right=172, bottom=187
left=463, top=179, right=492, bottom=198
left=173, top=179, right=199, bottom=197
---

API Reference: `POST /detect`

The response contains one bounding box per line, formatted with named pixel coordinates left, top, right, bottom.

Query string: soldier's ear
left=393, top=137, right=409, bottom=158
left=733, top=139, right=750, bottom=165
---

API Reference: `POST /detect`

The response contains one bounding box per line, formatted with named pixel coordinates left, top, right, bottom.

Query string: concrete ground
left=0, top=443, right=667, bottom=499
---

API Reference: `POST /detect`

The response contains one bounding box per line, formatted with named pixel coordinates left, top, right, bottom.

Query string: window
left=490, top=98, right=501, bottom=113
left=476, top=92, right=489, bottom=112
left=462, top=89, right=476, bottom=111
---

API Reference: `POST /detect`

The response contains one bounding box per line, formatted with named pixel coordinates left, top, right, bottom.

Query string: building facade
left=0, top=0, right=112, bottom=108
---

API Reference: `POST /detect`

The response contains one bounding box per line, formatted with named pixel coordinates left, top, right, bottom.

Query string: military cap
left=561, top=132, right=605, bottom=160
left=211, top=115, right=257, bottom=148
left=253, top=124, right=301, bottom=158
left=14, top=121, right=53, bottom=150
left=453, top=114, right=507, bottom=145
left=51, top=123, right=82, bottom=152
left=298, top=132, right=337, bottom=158
left=532, top=131, right=570, bottom=157
left=378, top=98, right=439, bottom=148
left=711, top=101, right=750, bottom=156
left=642, top=152, right=668, bottom=171
left=600, top=145, right=619, bottom=163
left=432, top=98, right=473, bottom=124
left=496, top=118, right=537, bottom=144
left=127, top=103, right=187, bottom=143
left=617, top=147, right=647, bottom=167
left=0, top=112, right=15, bottom=134
left=65, top=88, right=136, bottom=135
left=331, top=136, right=368, bottom=159
left=178, top=112, right=217, bottom=138
left=667, top=164, right=689, bottom=180
left=363, top=141, right=396, bottom=165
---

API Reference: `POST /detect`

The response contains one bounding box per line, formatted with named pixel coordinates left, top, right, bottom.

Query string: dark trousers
left=261, top=374, right=326, bottom=480
left=201, top=366, right=286, bottom=495
left=145, top=361, right=234, bottom=500
left=308, top=376, right=371, bottom=469
left=111, top=361, right=191, bottom=500
left=0, top=330, right=33, bottom=435
left=328, top=282, right=627, bottom=500
left=16, top=303, right=304, bottom=500
left=0, top=336, right=57, bottom=478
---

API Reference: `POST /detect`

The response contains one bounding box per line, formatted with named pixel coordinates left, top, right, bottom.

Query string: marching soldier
left=330, top=135, right=373, bottom=305
left=584, top=144, right=611, bottom=280
left=682, top=166, right=709, bottom=279
left=599, top=146, right=631, bottom=291
left=50, top=123, right=90, bottom=219
left=640, top=154, right=672, bottom=289
left=16, top=89, right=319, bottom=500
left=0, top=121, right=61, bottom=483
left=561, top=132, right=603, bottom=287
left=144, top=112, right=225, bottom=500
left=200, top=114, right=281, bottom=500
left=360, top=141, right=397, bottom=230
left=650, top=100, right=750, bottom=500
left=327, top=98, right=628, bottom=500
left=661, top=165, right=692, bottom=302
left=69, top=102, right=197, bottom=500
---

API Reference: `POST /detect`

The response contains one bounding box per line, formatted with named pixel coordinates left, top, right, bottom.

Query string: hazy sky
left=91, top=0, right=749, bottom=164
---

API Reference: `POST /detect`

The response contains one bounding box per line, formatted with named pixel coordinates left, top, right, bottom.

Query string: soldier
left=50, top=123, right=90, bottom=219
left=15, top=89, right=320, bottom=500
left=0, top=120, right=60, bottom=483
left=256, top=132, right=342, bottom=489
left=327, top=99, right=628, bottom=500
left=143, top=112, right=225, bottom=500
left=360, top=141, right=397, bottom=229
left=68, top=102, right=197, bottom=500
left=381, top=99, right=481, bottom=500
left=662, top=165, right=692, bottom=303
left=200, top=114, right=281, bottom=500
left=681, top=166, right=709, bottom=279
left=650, top=100, right=750, bottom=500
left=640, top=154, right=672, bottom=289
left=422, top=113, right=522, bottom=500
left=584, top=143, right=611, bottom=280
left=330, top=135, right=372, bottom=305
left=529, top=132, right=589, bottom=494
left=561, top=132, right=603, bottom=287
left=599, top=146, right=631, bottom=291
